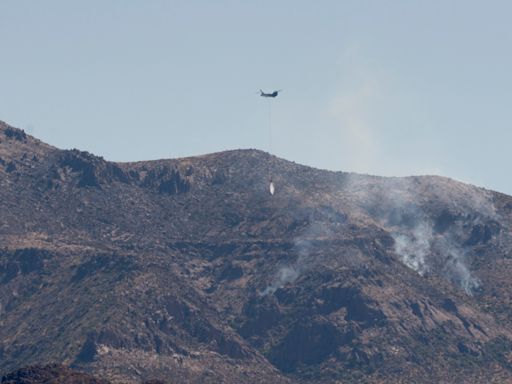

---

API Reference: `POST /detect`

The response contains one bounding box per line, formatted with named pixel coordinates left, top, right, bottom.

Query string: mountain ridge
left=1, top=120, right=512, bottom=383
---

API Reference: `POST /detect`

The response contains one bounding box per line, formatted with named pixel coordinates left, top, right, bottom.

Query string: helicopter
left=259, top=89, right=282, bottom=98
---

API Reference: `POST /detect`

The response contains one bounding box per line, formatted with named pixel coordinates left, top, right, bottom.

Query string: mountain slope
left=1, top=120, right=512, bottom=383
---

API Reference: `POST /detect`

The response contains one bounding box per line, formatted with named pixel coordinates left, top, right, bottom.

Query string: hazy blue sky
left=2, top=1, right=512, bottom=193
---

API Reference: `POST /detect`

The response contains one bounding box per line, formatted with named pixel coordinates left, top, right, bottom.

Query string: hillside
left=1, top=120, right=512, bottom=383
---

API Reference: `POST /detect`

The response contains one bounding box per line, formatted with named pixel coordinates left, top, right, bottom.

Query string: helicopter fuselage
left=260, top=90, right=279, bottom=97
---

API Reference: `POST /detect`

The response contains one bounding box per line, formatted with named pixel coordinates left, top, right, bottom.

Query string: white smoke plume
left=391, top=220, right=481, bottom=295
left=440, top=245, right=480, bottom=295
left=381, top=180, right=496, bottom=295
left=261, top=174, right=497, bottom=296
left=393, top=222, right=432, bottom=276
left=261, top=222, right=332, bottom=296
left=260, top=265, right=300, bottom=296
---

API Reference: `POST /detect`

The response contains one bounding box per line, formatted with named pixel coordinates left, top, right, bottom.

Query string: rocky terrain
left=1, top=119, right=512, bottom=383
left=1, top=364, right=110, bottom=384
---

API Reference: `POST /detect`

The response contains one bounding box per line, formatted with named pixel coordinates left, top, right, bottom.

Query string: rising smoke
left=380, top=179, right=497, bottom=295
left=393, top=222, right=432, bottom=276
left=260, top=216, right=345, bottom=296
left=261, top=174, right=498, bottom=296
left=260, top=228, right=320, bottom=296
left=342, top=172, right=498, bottom=295
left=391, top=220, right=481, bottom=295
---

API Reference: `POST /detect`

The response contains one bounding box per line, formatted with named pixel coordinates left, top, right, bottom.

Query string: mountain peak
left=2, top=119, right=512, bottom=383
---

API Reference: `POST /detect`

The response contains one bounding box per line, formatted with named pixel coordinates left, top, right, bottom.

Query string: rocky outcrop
left=1, top=364, right=110, bottom=384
